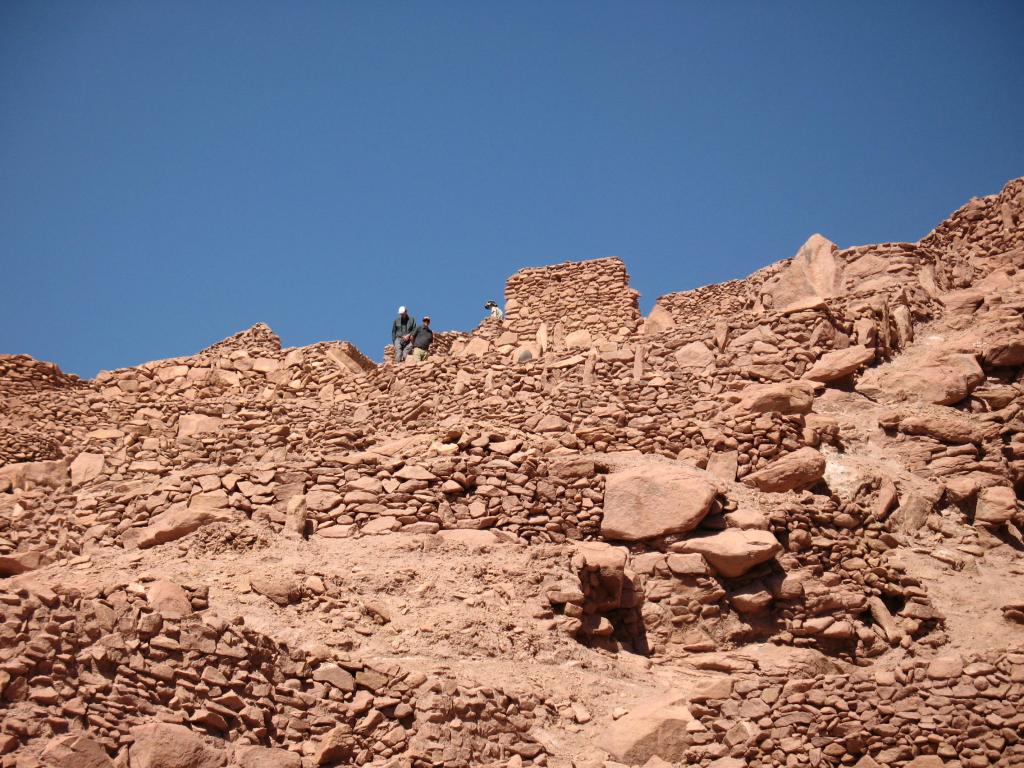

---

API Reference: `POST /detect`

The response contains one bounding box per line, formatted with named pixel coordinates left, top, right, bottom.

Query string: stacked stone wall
left=0, top=355, right=82, bottom=396
left=504, top=257, right=640, bottom=346
left=678, top=649, right=1024, bottom=767
left=0, top=583, right=543, bottom=766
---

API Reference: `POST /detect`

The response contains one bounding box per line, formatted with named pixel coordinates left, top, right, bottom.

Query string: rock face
left=742, top=447, right=826, bottom=492
left=601, top=465, right=717, bottom=541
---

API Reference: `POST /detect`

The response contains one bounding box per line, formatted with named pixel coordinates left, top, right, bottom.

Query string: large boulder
left=975, top=486, right=1018, bottom=526
left=763, top=234, right=843, bottom=314
left=803, top=346, right=875, bottom=382
left=146, top=580, right=193, bottom=619
left=457, top=337, right=490, bottom=357
left=742, top=448, right=826, bottom=493
left=705, top=451, right=738, bottom=483
left=564, top=329, right=593, bottom=349
left=129, top=723, right=225, bottom=768
left=314, top=724, right=356, bottom=766
left=602, top=466, right=717, bottom=541
left=897, top=412, right=983, bottom=444
left=675, top=529, right=782, bottom=577
left=136, top=504, right=236, bottom=549
left=940, top=289, right=985, bottom=315
left=596, top=693, right=698, bottom=763
left=642, top=304, right=676, bottom=336
left=40, top=734, right=114, bottom=768
left=858, top=354, right=983, bottom=406
left=732, top=380, right=815, bottom=415
left=0, top=550, right=50, bottom=576
left=70, top=452, right=105, bottom=486
left=983, top=334, right=1024, bottom=367
left=325, top=343, right=375, bottom=375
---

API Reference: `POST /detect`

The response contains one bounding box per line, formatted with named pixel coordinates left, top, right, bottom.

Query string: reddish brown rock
left=314, top=724, right=356, bottom=766
left=40, top=734, right=114, bottom=768
left=764, top=234, right=842, bottom=314
left=602, top=465, right=716, bottom=541
left=733, top=380, right=815, bottom=415
left=898, top=412, right=981, bottom=444
left=803, top=345, right=875, bottom=382
left=0, top=550, right=49, bottom=576
left=860, top=354, right=983, bottom=405
left=128, top=723, right=225, bottom=768
left=596, top=693, right=697, bottom=764
left=70, top=452, right=105, bottom=486
left=146, top=580, right=193, bottom=619
left=0, top=458, right=68, bottom=491
left=975, top=485, right=1017, bottom=526
left=249, top=574, right=300, bottom=606
left=742, top=447, right=825, bottom=492
left=983, top=334, right=1024, bottom=367
left=232, top=746, right=301, bottom=768
left=136, top=505, right=236, bottom=548
left=675, top=529, right=782, bottom=577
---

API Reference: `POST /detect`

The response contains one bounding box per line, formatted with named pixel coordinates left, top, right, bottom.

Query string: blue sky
left=2, top=1, right=1022, bottom=377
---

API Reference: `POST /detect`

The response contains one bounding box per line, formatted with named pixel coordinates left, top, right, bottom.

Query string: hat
left=398, top=306, right=407, bottom=314
left=422, top=315, right=431, bottom=321
left=484, top=300, right=495, bottom=308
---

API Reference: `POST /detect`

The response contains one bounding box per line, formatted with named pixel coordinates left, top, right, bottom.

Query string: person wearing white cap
left=391, top=306, right=417, bottom=362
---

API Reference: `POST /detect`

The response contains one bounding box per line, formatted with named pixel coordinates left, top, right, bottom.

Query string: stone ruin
left=1, top=176, right=1024, bottom=767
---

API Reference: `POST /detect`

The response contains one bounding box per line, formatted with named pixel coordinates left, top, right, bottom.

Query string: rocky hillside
left=2, top=176, right=1023, bottom=768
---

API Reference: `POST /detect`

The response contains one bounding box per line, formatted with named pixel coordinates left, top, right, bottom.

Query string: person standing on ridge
left=392, top=306, right=416, bottom=362
left=408, top=315, right=434, bottom=361
left=484, top=300, right=504, bottom=321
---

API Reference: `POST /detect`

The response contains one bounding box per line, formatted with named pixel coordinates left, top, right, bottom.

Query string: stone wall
left=677, top=648, right=1024, bottom=767
left=0, top=582, right=544, bottom=767
left=504, top=257, right=641, bottom=348
left=0, top=355, right=82, bottom=396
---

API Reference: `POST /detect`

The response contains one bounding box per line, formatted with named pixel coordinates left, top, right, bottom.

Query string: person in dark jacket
left=392, top=306, right=417, bottom=362
left=409, top=315, right=433, bottom=361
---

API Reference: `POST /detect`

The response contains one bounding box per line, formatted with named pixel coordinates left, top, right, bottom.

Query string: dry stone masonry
left=2, top=176, right=1024, bottom=767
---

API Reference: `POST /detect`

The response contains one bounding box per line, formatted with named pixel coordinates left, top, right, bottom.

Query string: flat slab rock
left=601, top=465, right=717, bottom=541
left=674, top=529, right=782, bottom=578
left=135, top=505, right=237, bottom=549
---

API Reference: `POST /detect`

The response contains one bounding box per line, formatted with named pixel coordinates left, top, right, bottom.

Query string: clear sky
left=2, top=2, right=1022, bottom=377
